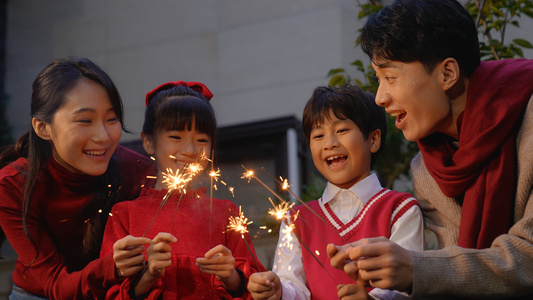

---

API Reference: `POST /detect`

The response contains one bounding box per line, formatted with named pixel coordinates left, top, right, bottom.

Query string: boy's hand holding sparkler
left=112, top=235, right=151, bottom=278
left=196, top=245, right=243, bottom=292
left=337, top=283, right=372, bottom=300
left=328, top=237, right=414, bottom=292
left=247, top=271, right=282, bottom=300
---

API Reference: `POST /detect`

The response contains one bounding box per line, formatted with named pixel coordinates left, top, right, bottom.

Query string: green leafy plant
left=466, top=0, right=533, bottom=60
left=327, top=0, right=533, bottom=189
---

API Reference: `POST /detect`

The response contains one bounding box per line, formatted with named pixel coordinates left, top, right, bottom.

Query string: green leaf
left=326, top=68, right=345, bottom=77
left=513, top=38, right=533, bottom=48
left=329, top=75, right=347, bottom=87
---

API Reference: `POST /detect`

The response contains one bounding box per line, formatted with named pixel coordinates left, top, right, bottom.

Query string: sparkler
left=143, top=155, right=205, bottom=237
left=267, top=198, right=339, bottom=285
left=241, top=165, right=329, bottom=244
left=262, top=168, right=355, bottom=247
left=226, top=206, right=263, bottom=272
left=208, top=149, right=216, bottom=249
left=282, top=218, right=339, bottom=285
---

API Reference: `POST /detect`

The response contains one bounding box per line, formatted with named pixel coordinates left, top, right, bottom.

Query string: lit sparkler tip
left=268, top=200, right=295, bottom=220
left=280, top=177, right=291, bottom=190
left=209, top=168, right=221, bottom=180
left=227, top=206, right=253, bottom=235
left=187, top=163, right=203, bottom=175
left=241, top=168, right=255, bottom=183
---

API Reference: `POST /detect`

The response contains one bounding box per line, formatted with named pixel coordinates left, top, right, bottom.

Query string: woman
left=0, top=57, right=155, bottom=299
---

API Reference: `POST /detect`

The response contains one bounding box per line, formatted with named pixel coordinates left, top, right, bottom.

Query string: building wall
left=5, top=0, right=360, bottom=142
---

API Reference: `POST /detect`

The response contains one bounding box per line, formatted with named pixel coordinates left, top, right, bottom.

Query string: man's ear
left=142, top=132, right=155, bottom=155
left=439, top=58, right=461, bottom=91
left=369, top=129, right=381, bottom=154
left=32, top=117, right=52, bottom=141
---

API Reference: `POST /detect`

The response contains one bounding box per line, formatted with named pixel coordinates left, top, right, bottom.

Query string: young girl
left=0, top=57, right=156, bottom=299
left=100, top=81, right=264, bottom=299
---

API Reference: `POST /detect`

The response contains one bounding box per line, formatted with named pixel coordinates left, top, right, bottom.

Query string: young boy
left=247, top=84, right=424, bottom=300
left=328, top=0, right=533, bottom=298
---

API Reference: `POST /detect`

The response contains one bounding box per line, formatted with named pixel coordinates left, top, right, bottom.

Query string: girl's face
left=36, top=78, right=122, bottom=176
left=144, top=120, right=211, bottom=190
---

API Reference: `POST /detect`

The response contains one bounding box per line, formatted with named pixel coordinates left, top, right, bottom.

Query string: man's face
left=372, top=59, right=454, bottom=141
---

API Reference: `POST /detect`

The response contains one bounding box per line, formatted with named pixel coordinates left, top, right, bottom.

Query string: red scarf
left=418, top=59, right=533, bottom=249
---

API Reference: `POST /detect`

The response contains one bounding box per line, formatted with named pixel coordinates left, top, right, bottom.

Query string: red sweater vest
left=291, top=188, right=418, bottom=300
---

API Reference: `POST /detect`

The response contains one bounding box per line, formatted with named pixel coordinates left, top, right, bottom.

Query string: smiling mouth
left=326, top=155, right=347, bottom=167
left=84, top=150, right=106, bottom=156
left=390, top=111, right=406, bottom=124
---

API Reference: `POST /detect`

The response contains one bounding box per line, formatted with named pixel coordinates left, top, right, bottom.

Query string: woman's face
left=41, top=78, right=122, bottom=175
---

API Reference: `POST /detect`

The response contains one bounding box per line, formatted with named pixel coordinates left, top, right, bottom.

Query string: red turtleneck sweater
left=0, top=145, right=155, bottom=299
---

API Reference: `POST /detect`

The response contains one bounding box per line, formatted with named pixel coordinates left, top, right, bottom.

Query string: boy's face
left=309, top=111, right=380, bottom=189
left=372, top=59, right=453, bottom=141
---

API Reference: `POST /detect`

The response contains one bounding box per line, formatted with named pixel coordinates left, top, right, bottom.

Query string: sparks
left=268, top=198, right=295, bottom=220
left=162, top=168, right=190, bottom=192
left=241, top=170, right=255, bottom=183
left=280, top=177, right=290, bottom=190
left=280, top=221, right=296, bottom=250
left=209, top=168, right=221, bottom=181
left=227, top=206, right=253, bottom=236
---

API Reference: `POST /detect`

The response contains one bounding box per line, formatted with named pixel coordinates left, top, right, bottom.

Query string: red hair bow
left=145, top=81, right=213, bottom=106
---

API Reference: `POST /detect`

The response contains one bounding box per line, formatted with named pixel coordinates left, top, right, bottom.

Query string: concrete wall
left=4, top=0, right=361, bottom=143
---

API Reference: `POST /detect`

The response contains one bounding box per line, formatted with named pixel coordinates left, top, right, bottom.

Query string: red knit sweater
left=0, top=145, right=155, bottom=299
left=100, top=187, right=265, bottom=299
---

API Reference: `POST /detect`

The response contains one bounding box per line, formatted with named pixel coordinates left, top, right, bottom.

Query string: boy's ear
left=369, top=129, right=381, bottom=153
left=32, top=117, right=52, bottom=141
left=439, top=58, right=461, bottom=91
left=142, top=132, right=155, bottom=155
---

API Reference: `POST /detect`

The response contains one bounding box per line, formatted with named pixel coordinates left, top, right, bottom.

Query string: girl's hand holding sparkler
left=196, top=245, right=243, bottom=293
left=247, top=271, right=282, bottom=300
left=112, top=235, right=151, bottom=278
left=133, top=232, right=177, bottom=297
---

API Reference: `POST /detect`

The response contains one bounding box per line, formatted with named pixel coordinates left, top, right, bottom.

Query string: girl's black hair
left=302, top=84, right=387, bottom=168
left=143, top=85, right=217, bottom=149
left=0, top=56, right=125, bottom=264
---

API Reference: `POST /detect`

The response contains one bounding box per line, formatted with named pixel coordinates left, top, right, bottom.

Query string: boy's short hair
left=302, top=84, right=387, bottom=168
left=361, top=0, right=480, bottom=78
